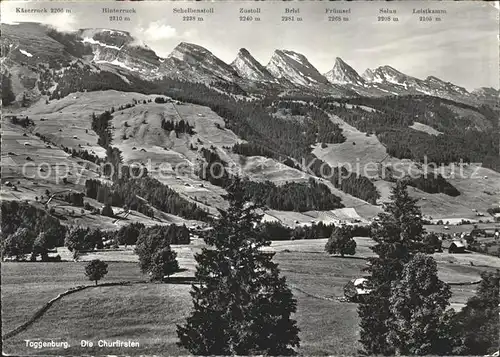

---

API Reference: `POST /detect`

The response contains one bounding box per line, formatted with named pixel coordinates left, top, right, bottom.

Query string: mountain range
left=1, top=23, right=498, bottom=107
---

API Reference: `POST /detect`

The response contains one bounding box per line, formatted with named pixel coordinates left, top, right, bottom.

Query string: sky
left=2, top=1, right=499, bottom=90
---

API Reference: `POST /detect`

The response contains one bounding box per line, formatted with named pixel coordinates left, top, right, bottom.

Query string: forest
left=91, top=110, right=113, bottom=149
left=1, top=201, right=67, bottom=259
left=243, top=178, right=344, bottom=212
left=257, top=221, right=371, bottom=241
left=407, top=174, right=460, bottom=197
left=197, top=148, right=345, bottom=211
left=307, top=96, right=499, bottom=172
left=85, top=177, right=209, bottom=221
left=161, top=118, right=195, bottom=136
left=113, top=223, right=190, bottom=246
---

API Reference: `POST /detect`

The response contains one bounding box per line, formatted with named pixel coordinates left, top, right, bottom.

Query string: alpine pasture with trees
left=2, top=16, right=500, bottom=356
left=177, top=178, right=300, bottom=355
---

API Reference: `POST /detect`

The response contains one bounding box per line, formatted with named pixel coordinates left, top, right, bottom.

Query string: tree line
left=407, top=174, right=460, bottom=196
left=65, top=223, right=190, bottom=254
left=161, top=118, right=195, bottom=136
left=243, top=178, right=344, bottom=212
left=308, top=95, right=499, bottom=172
left=197, top=147, right=345, bottom=212
left=1, top=201, right=66, bottom=261
left=85, top=177, right=209, bottom=221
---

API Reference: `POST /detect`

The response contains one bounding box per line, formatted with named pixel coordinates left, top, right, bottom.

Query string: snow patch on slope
left=19, top=49, right=33, bottom=57
left=82, top=37, right=123, bottom=50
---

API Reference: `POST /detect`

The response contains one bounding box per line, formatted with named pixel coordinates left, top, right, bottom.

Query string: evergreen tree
left=31, top=232, right=50, bottom=261
left=1, top=72, right=16, bottom=106
left=388, top=254, right=451, bottom=355
left=453, top=270, right=500, bottom=355
left=1, top=227, right=35, bottom=261
left=149, top=247, right=179, bottom=281
left=177, top=177, right=300, bottom=355
left=101, top=204, right=114, bottom=217
left=358, top=180, right=426, bottom=355
left=325, top=225, right=356, bottom=257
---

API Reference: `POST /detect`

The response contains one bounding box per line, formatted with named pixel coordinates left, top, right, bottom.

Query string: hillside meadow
left=3, top=238, right=499, bottom=356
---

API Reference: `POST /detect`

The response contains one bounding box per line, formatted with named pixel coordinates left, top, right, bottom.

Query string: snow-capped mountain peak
left=424, top=75, right=468, bottom=95
left=266, top=49, right=330, bottom=87
left=166, top=42, right=239, bottom=81
left=230, top=48, right=277, bottom=82
left=362, top=65, right=412, bottom=85
left=325, top=57, right=365, bottom=86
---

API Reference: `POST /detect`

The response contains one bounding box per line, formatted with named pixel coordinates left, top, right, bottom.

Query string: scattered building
left=448, top=240, right=466, bottom=254
left=344, top=278, right=372, bottom=302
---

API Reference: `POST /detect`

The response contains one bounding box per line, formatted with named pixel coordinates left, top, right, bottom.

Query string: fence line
left=2, top=281, right=131, bottom=340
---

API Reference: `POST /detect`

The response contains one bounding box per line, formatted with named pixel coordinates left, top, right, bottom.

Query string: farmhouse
left=344, top=277, right=372, bottom=302
left=448, top=240, right=466, bottom=254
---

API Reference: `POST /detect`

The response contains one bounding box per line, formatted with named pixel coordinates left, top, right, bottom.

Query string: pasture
left=3, top=238, right=499, bottom=356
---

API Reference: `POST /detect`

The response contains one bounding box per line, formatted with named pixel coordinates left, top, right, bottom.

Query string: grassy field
left=3, top=238, right=499, bottom=356
left=1, top=262, right=147, bottom=333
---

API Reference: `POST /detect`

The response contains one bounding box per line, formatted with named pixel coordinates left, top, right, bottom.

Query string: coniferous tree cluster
left=324, top=225, right=356, bottom=257
left=9, top=115, right=34, bottom=128
left=198, top=147, right=232, bottom=187
left=49, top=65, right=137, bottom=100
left=210, top=80, right=247, bottom=96
left=407, top=174, right=460, bottom=196
left=70, top=148, right=102, bottom=164
left=1, top=72, right=16, bottom=106
left=243, top=178, right=344, bottom=212
left=135, top=225, right=185, bottom=279
left=358, top=181, right=427, bottom=355
left=1, top=201, right=66, bottom=260
left=62, top=192, right=84, bottom=207
left=258, top=221, right=336, bottom=241
left=161, top=118, right=195, bottom=136
left=85, top=177, right=209, bottom=221
left=305, top=154, right=380, bottom=204
left=91, top=110, right=113, bottom=149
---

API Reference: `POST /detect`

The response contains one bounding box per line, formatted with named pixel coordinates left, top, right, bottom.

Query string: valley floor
left=2, top=237, right=499, bottom=356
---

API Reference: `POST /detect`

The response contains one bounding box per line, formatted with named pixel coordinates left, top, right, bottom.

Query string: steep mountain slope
left=231, top=48, right=278, bottom=83
left=312, top=111, right=500, bottom=220
left=472, top=87, right=499, bottom=108
left=79, top=28, right=162, bottom=76
left=266, top=50, right=330, bottom=87
left=2, top=22, right=498, bottom=107
left=361, top=65, right=481, bottom=105
left=324, top=57, right=365, bottom=86
left=164, top=42, right=240, bottom=82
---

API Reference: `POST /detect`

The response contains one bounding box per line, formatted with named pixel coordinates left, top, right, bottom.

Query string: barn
left=344, top=277, right=372, bottom=302
left=448, top=240, right=466, bottom=254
